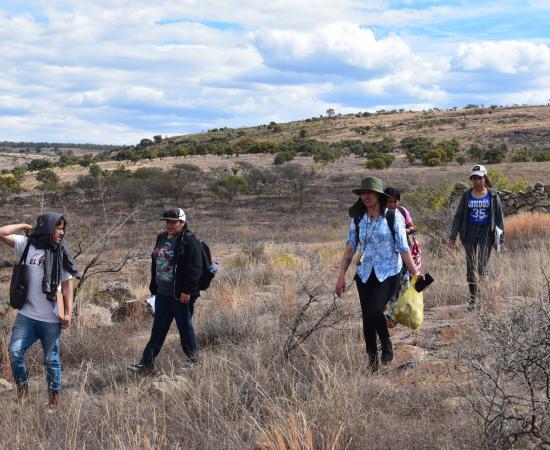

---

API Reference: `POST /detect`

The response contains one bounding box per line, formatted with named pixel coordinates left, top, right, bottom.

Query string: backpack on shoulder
left=182, top=231, right=217, bottom=291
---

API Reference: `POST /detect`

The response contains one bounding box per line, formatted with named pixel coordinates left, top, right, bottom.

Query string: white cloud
left=0, top=2, right=549, bottom=143
left=456, top=41, right=550, bottom=74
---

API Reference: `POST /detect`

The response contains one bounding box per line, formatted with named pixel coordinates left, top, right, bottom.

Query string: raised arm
left=0, top=223, right=33, bottom=247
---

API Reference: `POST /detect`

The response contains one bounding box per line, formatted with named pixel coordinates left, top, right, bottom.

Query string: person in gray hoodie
left=0, top=213, right=79, bottom=410
left=449, top=165, right=504, bottom=307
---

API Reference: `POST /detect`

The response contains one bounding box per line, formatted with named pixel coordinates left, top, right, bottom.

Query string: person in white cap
left=128, top=207, right=203, bottom=373
left=449, top=165, right=505, bottom=307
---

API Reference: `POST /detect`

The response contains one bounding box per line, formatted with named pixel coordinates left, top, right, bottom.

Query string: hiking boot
left=47, top=391, right=59, bottom=411
left=380, top=338, right=394, bottom=364
left=367, top=353, right=379, bottom=373
left=179, top=361, right=194, bottom=373
left=127, top=362, right=155, bottom=375
left=16, top=383, right=29, bottom=403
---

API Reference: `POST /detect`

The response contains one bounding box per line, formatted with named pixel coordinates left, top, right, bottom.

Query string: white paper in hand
left=494, top=226, right=503, bottom=252
left=146, top=295, right=156, bottom=315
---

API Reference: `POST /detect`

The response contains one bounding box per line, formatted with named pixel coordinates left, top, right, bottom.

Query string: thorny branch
left=282, top=276, right=356, bottom=359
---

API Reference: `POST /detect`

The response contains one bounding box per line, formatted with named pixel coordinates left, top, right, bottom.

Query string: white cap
left=161, top=208, right=186, bottom=221
left=470, top=164, right=487, bottom=177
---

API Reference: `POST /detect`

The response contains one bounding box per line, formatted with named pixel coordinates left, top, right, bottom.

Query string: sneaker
left=367, top=353, right=379, bottom=374
left=380, top=338, right=394, bottom=364
left=47, top=391, right=59, bottom=412
left=127, top=362, right=155, bottom=374
left=180, top=361, right=194, bottom=372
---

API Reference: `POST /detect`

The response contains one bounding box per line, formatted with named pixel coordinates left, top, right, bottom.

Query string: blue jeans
left=141, top=292, right=199, bottom=367
left=8, top=313, right=62, bottom=393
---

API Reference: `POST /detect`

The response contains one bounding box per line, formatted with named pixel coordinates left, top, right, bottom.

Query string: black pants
left=463, top=224, right=492, bottom=301
left=141, top=292, right=199, bottom=366
left=355, top=270, right=399, bottom=355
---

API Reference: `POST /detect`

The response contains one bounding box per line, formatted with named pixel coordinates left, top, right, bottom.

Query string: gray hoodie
left=450, top=188, right=505, bottom=244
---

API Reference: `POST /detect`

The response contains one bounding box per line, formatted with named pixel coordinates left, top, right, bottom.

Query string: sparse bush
left=487, top=168, right=528, bottom=192
left=212, top=175, right=248, bottom=201
left=0, top=174, right=22, bottom=201
left=366, top=154, right=394, bottom=169
left=273, top=151, right=296, bottom=165
left=36, top=168, right=60, bottom=188
left=458, top=284, right=550, bottom=449
left=533, top=151, right=550, bottom=162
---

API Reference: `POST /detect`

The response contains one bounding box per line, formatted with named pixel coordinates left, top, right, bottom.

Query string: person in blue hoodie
left=0, top=213, right=79, bottom=410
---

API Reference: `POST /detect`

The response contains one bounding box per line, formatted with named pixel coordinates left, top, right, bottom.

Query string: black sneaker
left=380, top=338, right=394, bottom=364
left=127, top=362, right=155, bottom=374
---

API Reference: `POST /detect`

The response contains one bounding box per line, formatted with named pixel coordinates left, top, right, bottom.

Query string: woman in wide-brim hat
left=335, top=176, right=422, bottom=371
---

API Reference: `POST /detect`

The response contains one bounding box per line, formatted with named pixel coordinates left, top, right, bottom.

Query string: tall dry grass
left=504, top=211, right=550, bottom=242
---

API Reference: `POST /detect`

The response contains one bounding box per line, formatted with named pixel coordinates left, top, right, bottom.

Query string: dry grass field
left=0, top=155, right=549, bottom=449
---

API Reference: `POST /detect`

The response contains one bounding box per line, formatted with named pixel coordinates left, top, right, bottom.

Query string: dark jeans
left=463, top=224, right=492, bottom=302
left=141, top=292, right=199, bottom=367
left=355, top=270, right=399, bottom=355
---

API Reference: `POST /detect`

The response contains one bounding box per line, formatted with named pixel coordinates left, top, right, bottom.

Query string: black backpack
left=180, top=231, right=215, bottom=291
left=354, top=208, right=396, bottom=247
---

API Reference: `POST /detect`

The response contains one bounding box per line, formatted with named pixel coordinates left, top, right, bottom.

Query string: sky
left=1, top=0, right=550, bottom=145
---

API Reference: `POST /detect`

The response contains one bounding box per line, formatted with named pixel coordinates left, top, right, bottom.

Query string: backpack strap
left=397, top=206, right=407, bottom=221
left=19, top=239, right=32, bottom=265
left=385, top=208, right=396, bottom=243
left=353, top=216, right=361, bottom=250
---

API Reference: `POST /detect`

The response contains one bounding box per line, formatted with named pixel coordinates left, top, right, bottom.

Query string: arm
left=178, top=235, right=202, bottom=303
left=449, top=192, right=466, bottom=248
left=61, top=278, right=73, bottom=329
left=0, top=223, right=33, bottom=247
left=400, top=251, right=421, bottom=278
left=335, top=243, right=354, bottom=296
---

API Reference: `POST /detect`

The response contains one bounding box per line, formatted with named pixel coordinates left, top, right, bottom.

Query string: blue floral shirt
left=347, top=210, right=410, bottom=283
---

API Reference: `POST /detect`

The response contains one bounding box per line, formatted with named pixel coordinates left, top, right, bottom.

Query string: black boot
left=367, top=352, right=379, bottom=373
left=380, top=338, right=394, bottom=364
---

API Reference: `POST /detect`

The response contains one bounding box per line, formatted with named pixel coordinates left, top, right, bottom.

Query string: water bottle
left=209, top=260, right=220, bottom=274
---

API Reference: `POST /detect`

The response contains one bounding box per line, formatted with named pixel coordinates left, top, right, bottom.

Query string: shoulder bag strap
left=19, top=240, right=32, bottom=265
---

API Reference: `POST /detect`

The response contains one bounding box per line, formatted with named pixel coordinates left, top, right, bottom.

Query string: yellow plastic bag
left=393, top=275, right=424, bottom=330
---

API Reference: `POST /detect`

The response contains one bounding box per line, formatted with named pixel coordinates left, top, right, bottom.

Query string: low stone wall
left=450, top=182, right=550, bottom=216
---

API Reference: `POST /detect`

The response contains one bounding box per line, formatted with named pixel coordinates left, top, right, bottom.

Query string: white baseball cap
left=470, top=164, right=487, bottom=177
left=161, top=208, right=186, bottom=221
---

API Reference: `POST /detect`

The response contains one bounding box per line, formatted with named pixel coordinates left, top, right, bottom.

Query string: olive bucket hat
left=351, top=176, right=388, bottom=196
left=349, top=176, right=389, bottom=218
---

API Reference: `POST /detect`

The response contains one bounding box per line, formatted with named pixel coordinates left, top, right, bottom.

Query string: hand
left=412, top=272, right=425, bottom=281
left=448, top=240, right=456, bottom=249
left=61, top=315, right=71, bottom=329
left=179, top=293, right=190, bottom=304
left=335, top=275, right=346, bottom=297
left=22, top=224, right=33, bottom=236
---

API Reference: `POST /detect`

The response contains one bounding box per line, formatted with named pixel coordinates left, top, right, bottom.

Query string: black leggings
left=355, top=270, right=399, bottom=355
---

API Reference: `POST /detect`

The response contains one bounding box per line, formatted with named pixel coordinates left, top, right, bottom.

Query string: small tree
left=36, top=168, right=60, bottom=187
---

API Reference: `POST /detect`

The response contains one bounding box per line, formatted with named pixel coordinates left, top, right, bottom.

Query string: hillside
left=163, top=104, right=550, bottom=152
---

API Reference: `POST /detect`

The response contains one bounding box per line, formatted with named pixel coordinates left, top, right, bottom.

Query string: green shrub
left=0, top=174, right=22, bottom=201
left=212, top=175, right=248, bottom=201
left=365, top=153, right=394, bottom=169
left=533, top=151, right=550, bottom=162
left=511, top=149, right=529, bottom=162
left=273, top=151, right=296, bottom=165
left=36, top=168, right=60, bottom=187
left=487, top=168, right=528, bottom=193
